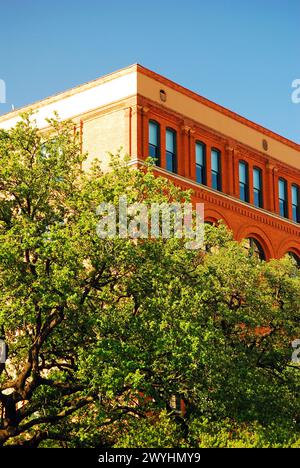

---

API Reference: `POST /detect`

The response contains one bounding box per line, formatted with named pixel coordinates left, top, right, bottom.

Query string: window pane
left=166, top=129, right=176, bottom=173
left=244, top=237, right=265, bottom=261
left=196, top=142, right=206, bottom=184
left=166, top=151, right=174, bottom=172
left=254, top=189, right=261, bottom=208
left=292, top=185, right=299, bottom=205
left=149, top=121, right=160, bottom=165
left=166, top=129, right=175, bottom=152
left=253, top=168, right=263, bottom=207
left=211, top=149, right=220, bottom=172
left=240, top=184, right=247, bottom=201
left=279, top=200, right=286, bottom=217
left=278, top=179, right=287, bottom=217
left=196, top=165, right=204, bottom=184
left=292, top=185, right=299, bottom=222
left=239, top=162, right=249, bottom=202
left=292, top=206, right=298, bottom=222
left=149, top=144, right=157, bottom=159
left=149, top=121, right=159, bottom=146
left=253, top=168, right=261, bottom=190
left=279, top=179, right=286, bottom=200
left=211, top=149, right=221, bottom=191
left=212, top=173, right=219, bottom=190
left=239, top=162, right=247, bottom=184
left=196, top=142, right=205, bottom=166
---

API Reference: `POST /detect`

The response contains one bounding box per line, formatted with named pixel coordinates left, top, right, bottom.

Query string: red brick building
left=1, top=64, right=299, bottom=261
left=136, top=66, right=300, bottom=262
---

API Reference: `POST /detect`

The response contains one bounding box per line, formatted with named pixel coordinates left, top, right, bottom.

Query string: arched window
left=253, top=167, right=263, bottom=208
left=195, top=141, right=206, bottom=184
left=166, top=128, right=177, bottom=173
left=278, top=178, right=288, bottom=218
left=243, top=237, right=265, bottom=261
left=211, top=148, right=221, bottom=191
left=148, top=120, right=160, bottom=165
left=291, top=184, right=300, bottom=223
left=239, top=161, right=249, bottom=202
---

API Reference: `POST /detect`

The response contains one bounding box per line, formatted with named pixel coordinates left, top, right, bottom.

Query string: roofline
left=0, top=63, right=138, bottom=123
left=0, top=62, right=299, bottom=152
left=136, top=64, right=300, bottom=152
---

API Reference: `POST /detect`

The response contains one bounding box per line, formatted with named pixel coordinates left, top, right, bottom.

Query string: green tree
left=0, top=115, right=299, bottom=448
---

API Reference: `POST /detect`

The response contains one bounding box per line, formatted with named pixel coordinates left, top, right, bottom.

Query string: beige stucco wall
left=82, top=108, right=129, bottom=172
left=0, top=66, right=137, bottom=173
left=0, top=66, right=137, bottom=131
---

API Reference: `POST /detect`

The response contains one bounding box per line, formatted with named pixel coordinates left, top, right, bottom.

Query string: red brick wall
left=135, top=98, right=300, bottom=261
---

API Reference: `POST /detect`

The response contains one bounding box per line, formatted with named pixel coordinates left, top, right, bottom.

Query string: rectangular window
left=195, top=141, right=206, bottom=184
left=149, top=120, right=160, bottom=165
left=239, top=161, right=249, bottom=202
left=166, top=128, right=177, bottom=173
left=278, top=178, right=288, bottom=218
left=253, top=167, right=263, bottom=208
left=211, top=148, right=221, bottom=191
left=292, top=184, right=300, bottom=223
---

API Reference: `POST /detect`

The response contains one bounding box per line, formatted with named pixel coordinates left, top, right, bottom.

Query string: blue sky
left=0, top=0, right=299, bottom=142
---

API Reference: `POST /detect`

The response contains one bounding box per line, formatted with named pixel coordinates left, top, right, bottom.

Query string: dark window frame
left=244, top=237, right=266, bottom=261
left=211, top=148, right=222, bottom=191
left=291, top=184, right=300, bottom=223
left=253, top=166, right=263, bottom=208
left=148, top=120, right=161, bottom=166
left=278, top=178, right=288, bottom=218
left=195, top=140, right=206, bottom=185
left=287, top=251, right=300, bottom=268
left=166, top=127, right=177, bottom=174
left=239, top=160, right=249, bottom=202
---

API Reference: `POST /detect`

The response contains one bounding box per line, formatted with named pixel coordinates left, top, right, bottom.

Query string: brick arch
left=236, top=225, right=275, bottom=260
left=277, top=238, right=300, bottom=260
left=204, top=209, right=232, bottom=230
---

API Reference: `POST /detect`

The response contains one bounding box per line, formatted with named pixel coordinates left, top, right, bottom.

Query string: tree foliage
left=0, top=115, right=299, bottom=448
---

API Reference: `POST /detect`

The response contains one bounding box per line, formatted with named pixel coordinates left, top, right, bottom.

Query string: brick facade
left=1, top=64, right=299, bottom=260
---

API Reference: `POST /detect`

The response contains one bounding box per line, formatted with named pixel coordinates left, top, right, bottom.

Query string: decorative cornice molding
left=141, top=106, right=150, bottom=115
left=181, top=125, right=191, bottom=135
left=128, top=158, right=300, bottom=238
left=131, top=104, right=143, bottom=116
